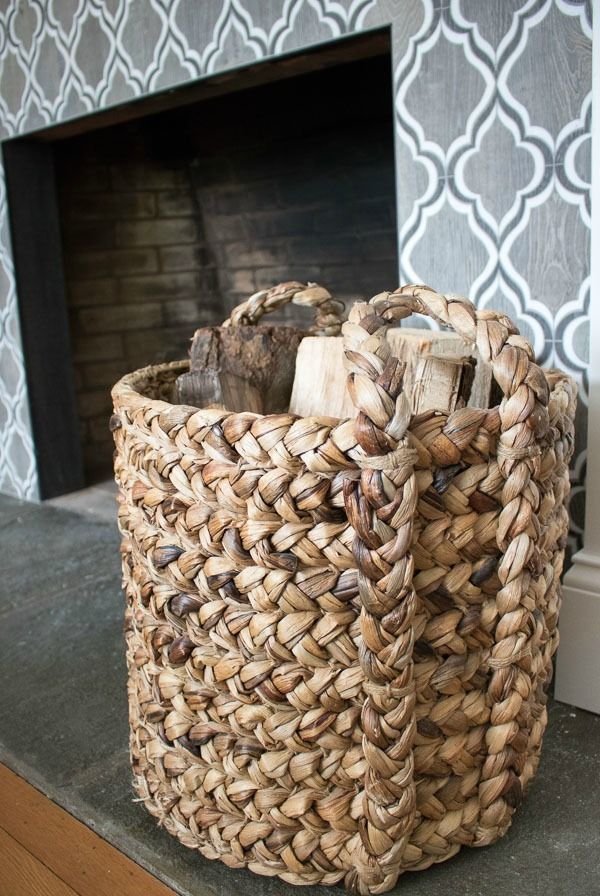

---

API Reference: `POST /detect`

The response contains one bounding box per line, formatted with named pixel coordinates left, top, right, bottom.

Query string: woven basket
left=111, top=282, right=576, bottom=893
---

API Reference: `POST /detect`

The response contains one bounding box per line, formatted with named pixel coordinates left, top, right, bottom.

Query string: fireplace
left=0, top=3, right=592, bottom=711
left=3, top=32, right=396, bottom=495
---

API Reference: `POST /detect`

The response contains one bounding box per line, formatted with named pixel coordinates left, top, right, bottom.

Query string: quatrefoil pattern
left=0, top=0, right=591, bottom=548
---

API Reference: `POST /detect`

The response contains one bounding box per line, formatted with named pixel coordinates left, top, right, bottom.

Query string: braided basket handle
left=341, top=293, right=420, bottom=892
left=341, top=285, right=552, bottom=890
left=222, top=281, right=345, bottom=336
left=352, top=284, right=550, bottom=441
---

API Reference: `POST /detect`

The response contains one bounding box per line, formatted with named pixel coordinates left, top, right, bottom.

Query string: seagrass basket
left=111, top=282, right=576, bottom=894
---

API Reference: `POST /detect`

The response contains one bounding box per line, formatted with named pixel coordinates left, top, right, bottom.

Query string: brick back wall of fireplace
left=55, top=57, right=397, bottom=482
left=58, top=155, right=221, bottom=481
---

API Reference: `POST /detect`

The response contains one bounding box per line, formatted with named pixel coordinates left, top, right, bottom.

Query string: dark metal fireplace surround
left=3, top=30, right=397, bottom=499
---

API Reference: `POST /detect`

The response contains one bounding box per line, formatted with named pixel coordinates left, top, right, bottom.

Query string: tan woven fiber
left=111, top=282, right=576, bottom=894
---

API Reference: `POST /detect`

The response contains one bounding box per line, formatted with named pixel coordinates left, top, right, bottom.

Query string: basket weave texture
left=111, top=283, right=576, bottom=893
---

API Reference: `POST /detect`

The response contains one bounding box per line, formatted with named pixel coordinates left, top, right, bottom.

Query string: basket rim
left=111, top=357, right=345, bottom=425
left=111, top=357, right=575, bottom=426
left=111, top=359, right=576, bottom=478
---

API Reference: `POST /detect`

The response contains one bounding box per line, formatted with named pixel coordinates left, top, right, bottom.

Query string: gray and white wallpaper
left=0, top=0, right=592, bottom=545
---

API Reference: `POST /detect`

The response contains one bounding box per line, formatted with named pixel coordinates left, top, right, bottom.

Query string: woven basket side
left=112, top=371, right=575, bottom=890
left=111, top=283, right=577, bottom=894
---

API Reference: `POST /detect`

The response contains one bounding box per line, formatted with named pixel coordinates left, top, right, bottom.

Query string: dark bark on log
left=175, top=324, right=303, bottom=413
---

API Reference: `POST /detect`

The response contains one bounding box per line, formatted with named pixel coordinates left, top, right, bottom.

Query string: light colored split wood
left=411, top=353, right=474, bottom=414
left=290, top=327, right=492, bottom=419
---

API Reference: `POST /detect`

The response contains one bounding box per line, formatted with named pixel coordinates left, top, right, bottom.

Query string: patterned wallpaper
left=0, top=0, right=592, bottom=546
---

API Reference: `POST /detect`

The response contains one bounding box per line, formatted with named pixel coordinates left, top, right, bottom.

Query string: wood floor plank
left=0, top=764, right=175, bottom=896
left=0, top=826, right=79, bottom=896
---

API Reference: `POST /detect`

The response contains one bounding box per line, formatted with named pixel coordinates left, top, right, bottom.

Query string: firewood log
left=289, top=328, right=491, bottom=419
left=410, top=354, right=474, bottom=414
left=175, top=324, right=304, bottom=413
left=175, top=369, right=263, bottom=412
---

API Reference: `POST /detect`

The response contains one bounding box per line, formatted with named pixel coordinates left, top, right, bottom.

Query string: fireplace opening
left=4, top=32, right=397, bottom=498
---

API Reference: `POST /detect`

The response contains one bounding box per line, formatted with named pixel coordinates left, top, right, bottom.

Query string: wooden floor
left=0, top=764, right=175, bottom=896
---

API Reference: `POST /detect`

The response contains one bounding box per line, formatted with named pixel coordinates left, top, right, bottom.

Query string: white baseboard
left=555, top=550, right=600, bottom=714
